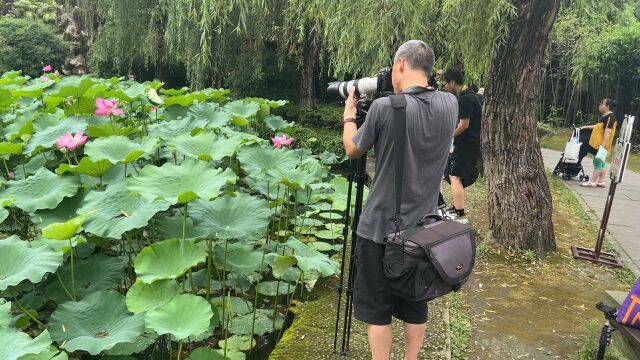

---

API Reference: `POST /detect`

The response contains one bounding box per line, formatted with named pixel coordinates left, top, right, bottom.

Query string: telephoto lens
left=326, top=67, right=393, bottom=102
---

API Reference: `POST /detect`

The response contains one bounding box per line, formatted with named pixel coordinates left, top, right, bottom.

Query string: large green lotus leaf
left=168, top=132, right=242, bottom=162
left=190, top=193, right=270, bottom=241
left=56, top=157, right=113, bottom=177
left=20, top=152, right=51, bottom=178
left=44, top=253, right=123, bottom=302
left=144, top=293, right=213, bottom=340
left=49, top=290, right=144, bottom=355
left=30, top=235, right=86, bottom=255
left=0, top=299, right=11, bottom=327
left=257, top=281, right=296, bottom=297
left=24, top=118, right=88, bottom=154
left=127, top=159, right=237, bottom=204
left=271, top=255, right=297, bottom=279
left=85, top=136, right=159, bottom=164
left=329, top=176, right=368, bottom=212
left=213, top=242, right=263, bottom=276
left=0, top=168, right=80, bottom=213
left=211, top=296, right=253, bottom=319
left=0, top=208, right=9, bottom=223
left=224, top=100, right=259, bottom=119
left=218, top=335, right=254, bottom=351
left=0, top=236, right=63, bottom=291
left=0, top=328, right=52, bottom=360
left=11, top=80, right=53, bottom=98
left=153, top=212, right=209, bottom=241
left=228, top=309, right=284, bottom=336
left=41, top=214, right=85, bottom=240
left=0, top=142, right=23, bottom=155
left=103, top=332, right=157, bottom=356
left=272, top=237, right=340, bottom=277
left=237, top=144, right=298, bottom=177
left=147, top=116, right=208, bottom=139
left=162, top=92, right=208, bottom=107
left=78, top=182, right=171, bottom=239
left=134, top=238, right=207, bottom=284
left=264, top=115, right=294, bottom=131
left=242, top=176, right=281, bottom=200
left=86, top=123, right=138, bottom=138
left=188, top=102, right=232, bottom=129
left=126, top=280, right=181, bottom=314
left=30, top=190, right=86, bottom=230
left=187, top=347, right=230, bottom=360
left=19, top=347, right=68, bottom=360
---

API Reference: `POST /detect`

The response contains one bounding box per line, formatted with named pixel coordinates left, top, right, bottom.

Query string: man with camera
left=341, top=40, right=457, bottom=360
left=442, top=68, right=483, bottom=223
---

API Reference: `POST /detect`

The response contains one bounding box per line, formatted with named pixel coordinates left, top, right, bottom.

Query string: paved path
left=541, top=148, right=640, bottom=276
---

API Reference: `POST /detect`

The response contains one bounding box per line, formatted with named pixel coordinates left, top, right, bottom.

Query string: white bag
left=563, top=128, right=581, bottom=164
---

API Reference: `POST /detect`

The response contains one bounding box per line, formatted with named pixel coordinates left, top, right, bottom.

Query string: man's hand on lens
left=343, top=87, right=358, bottom=123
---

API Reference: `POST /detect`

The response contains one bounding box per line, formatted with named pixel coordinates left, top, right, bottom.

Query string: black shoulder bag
left=382, top=93, right=476, bottom=302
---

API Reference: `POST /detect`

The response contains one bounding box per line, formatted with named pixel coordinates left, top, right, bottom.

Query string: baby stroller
left=552, top=127, right=590, bottom=181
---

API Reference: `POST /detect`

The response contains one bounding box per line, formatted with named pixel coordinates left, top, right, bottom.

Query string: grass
left=540, top=127, right=640, bottom=174
left=446, top=292, right=471, bottom=360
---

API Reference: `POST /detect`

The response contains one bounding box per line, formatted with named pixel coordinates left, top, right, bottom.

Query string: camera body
left=326, top=67, right=393, bottom=102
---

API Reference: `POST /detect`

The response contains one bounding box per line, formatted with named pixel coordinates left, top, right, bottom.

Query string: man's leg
left=368, top=324, right=393, bottom=360
left=449, top=175, right=465, bottom=211
left=403, top=322, right=427, bottom=360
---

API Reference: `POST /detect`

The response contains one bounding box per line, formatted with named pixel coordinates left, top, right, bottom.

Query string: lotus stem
left=124, top=164, right=128, bottom=177
left=56, top=272, right=74, bottom=301
left=249, top=249, right=267, bottom=355
left=68, top=237, right=77, bottom=300
left=10, top=288, right=46, bottom=328
left=2, top=158, right=11, bottom=178
left=220, top=239, right=229, bottom=337
left=20, top=156, right=27, bottom=178
left=206, top=237, right=213, bottom=300
left=176, top=340, right=183, bottom=360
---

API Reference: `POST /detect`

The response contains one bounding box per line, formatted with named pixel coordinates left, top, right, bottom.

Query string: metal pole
left=594, top=180, right=618, bottom=258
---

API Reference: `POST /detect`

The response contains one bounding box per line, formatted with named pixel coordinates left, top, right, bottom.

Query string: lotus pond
left=0, top=69, right=361, bottom=359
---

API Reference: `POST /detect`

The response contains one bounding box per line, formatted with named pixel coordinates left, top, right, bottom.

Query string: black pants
left=577, top=128, right=595, bottom=165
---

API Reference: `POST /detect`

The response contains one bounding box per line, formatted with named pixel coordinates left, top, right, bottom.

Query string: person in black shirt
left=442, top=69, right=482, bottom=222
left=579, top=98, right=619, bottom=187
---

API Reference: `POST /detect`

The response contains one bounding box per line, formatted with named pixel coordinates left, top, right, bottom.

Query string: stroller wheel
left=585, top=175, right=589, bottom=182
left=579, top=175, right=585, bottom=181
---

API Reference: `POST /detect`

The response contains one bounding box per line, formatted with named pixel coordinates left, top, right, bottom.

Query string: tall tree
left=482, top=0, right=561, bottom=255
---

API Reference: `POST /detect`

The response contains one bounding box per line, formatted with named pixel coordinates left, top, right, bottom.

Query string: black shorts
left=444, top=144, right=481, bottom=188
left=353, top=237, right=428, bottom=325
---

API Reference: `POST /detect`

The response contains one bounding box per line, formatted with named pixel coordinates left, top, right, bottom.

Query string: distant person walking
left=580, top=98, right=619, bottom=188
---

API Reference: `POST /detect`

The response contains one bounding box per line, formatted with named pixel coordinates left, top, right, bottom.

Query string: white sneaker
left=445, top=209, right=469, bottom=224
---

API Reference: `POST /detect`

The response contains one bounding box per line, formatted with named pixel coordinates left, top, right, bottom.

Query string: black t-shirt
left=598, top=113, right=618, bottom=130
left=454, top=90, right=482, bottom=146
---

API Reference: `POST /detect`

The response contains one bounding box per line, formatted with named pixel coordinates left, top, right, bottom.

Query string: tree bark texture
left=299, top=22, right=321, bottom=108
left=482, top=0, right=560, bottom=255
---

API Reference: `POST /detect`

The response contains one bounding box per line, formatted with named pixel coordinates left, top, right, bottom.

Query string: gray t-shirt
left=352, top=90, right=457, bottom=243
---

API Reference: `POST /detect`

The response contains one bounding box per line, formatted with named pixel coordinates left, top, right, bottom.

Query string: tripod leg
left=333, top=160, right=357, bottom=353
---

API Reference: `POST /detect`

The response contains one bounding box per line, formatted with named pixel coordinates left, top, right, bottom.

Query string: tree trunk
left=482, top=0, right=560, bottom=256
left=299, top=22, right=321, bottom=108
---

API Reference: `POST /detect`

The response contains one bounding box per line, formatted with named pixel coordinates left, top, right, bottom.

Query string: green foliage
left=537, top=122, right=555, bottom=140
left=0, top=18, right=68, bottom=77
left=13, top=0, right=60, bottom=23
left=576, top=320, right=626, bottom=360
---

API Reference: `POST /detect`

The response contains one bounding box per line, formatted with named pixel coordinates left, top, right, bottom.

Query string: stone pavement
left=541, top=148, right=640, bottom=276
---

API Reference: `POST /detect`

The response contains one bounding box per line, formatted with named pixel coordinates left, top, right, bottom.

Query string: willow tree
left=482, top=0, right=561, bottom=255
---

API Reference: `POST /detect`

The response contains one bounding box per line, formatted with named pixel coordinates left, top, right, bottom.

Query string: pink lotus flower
left=8, top=171, right=15, bottom=180
left=55, top=132, right=88, bottom=151
left=42, top=65, right=52, bottom=72
left=40, top=76, right=51, bottom=82
left=272, top=134, right=294, bottom=149
left=95, top=98, right=124, bottom=117
left=150, top=106, right=158, bottom=112
left=54, top=70, right=60, bottom=77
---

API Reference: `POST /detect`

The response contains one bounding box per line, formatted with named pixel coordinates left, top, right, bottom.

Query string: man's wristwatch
left=343, top=116, right=356, bottom=125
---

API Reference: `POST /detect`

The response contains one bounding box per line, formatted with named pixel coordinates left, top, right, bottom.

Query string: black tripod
left=595, top=302, right=617, bottom=360
left=333, top=101, right=370, bottom=355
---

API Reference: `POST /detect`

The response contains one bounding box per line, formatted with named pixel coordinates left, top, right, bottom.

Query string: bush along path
left=0, top=69, right=357, bottom=359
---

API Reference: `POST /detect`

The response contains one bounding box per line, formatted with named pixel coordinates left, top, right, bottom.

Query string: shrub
left=0, top=18, right=68, bottom=77
left=274, top=103, right=343, bottom=129
left=537, top=122, right=554, bottom=140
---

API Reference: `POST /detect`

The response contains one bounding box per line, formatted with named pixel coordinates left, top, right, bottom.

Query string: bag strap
left=389, top=94, right=407, bottom=234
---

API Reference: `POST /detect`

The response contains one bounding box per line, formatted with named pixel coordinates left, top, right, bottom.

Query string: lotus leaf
left=78, top=182, right=171, bottom=239
left=0, top=328, right=52, bottom=360
left=218, top=335, right=255, bottom=351
left=18, top=346, right=68, bottom=360
left=85, top=136, right=159, bottom=164
left=312, top=229, right=342, bottom=240
left=318, top=151, right=340, bottom=165
left=163, top=92, right=208, bottom=107
left=0, top=299, right=10, bottom=327
left=272, top=237, right=340, bottom=277
left=0, top=168, right=80, bottom=213
left=224, top=100, right=259, bottom=120
left=264, top=115, right=294, bottom=131
left=187, top=348, right=230, bottom=360
left=213, top=242, right=263, bottom=276
left=211, top=296, right=254, bottom=318
left=271, top=255, right=297, bottom=279
left=134, top=238, right=207, bottom=283
left=45, top=253, right=123, bottom=302
left=104, top=333, right=157, bottom=356
left=190, top=193, right=270, bottom=241
left=168, top=132, right=242, bottom=162
left=49, top=290, right=144, bottom=355
left=24, top=118, right=88, bottom=154
left=329, top=176, right=368, bottom=211
left=153, top=212, right=209, bottom=241
left=11, top=81, right=52, bottom=98
left=30, top=191, right=86, bottom=230
left=56, top=157, right=113, bottom=177
left=188, top=102, right=231, bottom=128
left=318, top=212, right=343, bottom=221
left=144, top=294, right=213, bottom=340
left=237, top=144, right=298, bottom=177
left=228, top=309, right=284, bottom=336
left=257, top=281, right=296, bottom=297
left=0, top=236, right=63, bottom=291
left=0, top=142, right=23, bottom=155
left=31, top=235, right=86, bottom=254
left=310, top=242, right=335, bottom=252
left=126, top=279, right=181, bottom=314
left=42, top=214, right=85, bottom=240
left=147, top=115, right=208, bottom=139
left=127, top=158, right=237, bottom=204
left=87, top=123, right=138, bottom=138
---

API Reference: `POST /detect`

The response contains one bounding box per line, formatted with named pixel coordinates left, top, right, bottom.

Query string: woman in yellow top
left=580, top=98, right=618, bottom=188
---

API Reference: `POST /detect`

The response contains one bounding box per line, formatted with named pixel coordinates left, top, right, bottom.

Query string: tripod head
left=596, top=302, right=617, bottom=321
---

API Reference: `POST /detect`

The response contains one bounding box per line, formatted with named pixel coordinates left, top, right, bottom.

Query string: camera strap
left=389, top=94, right=407, bottom=235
